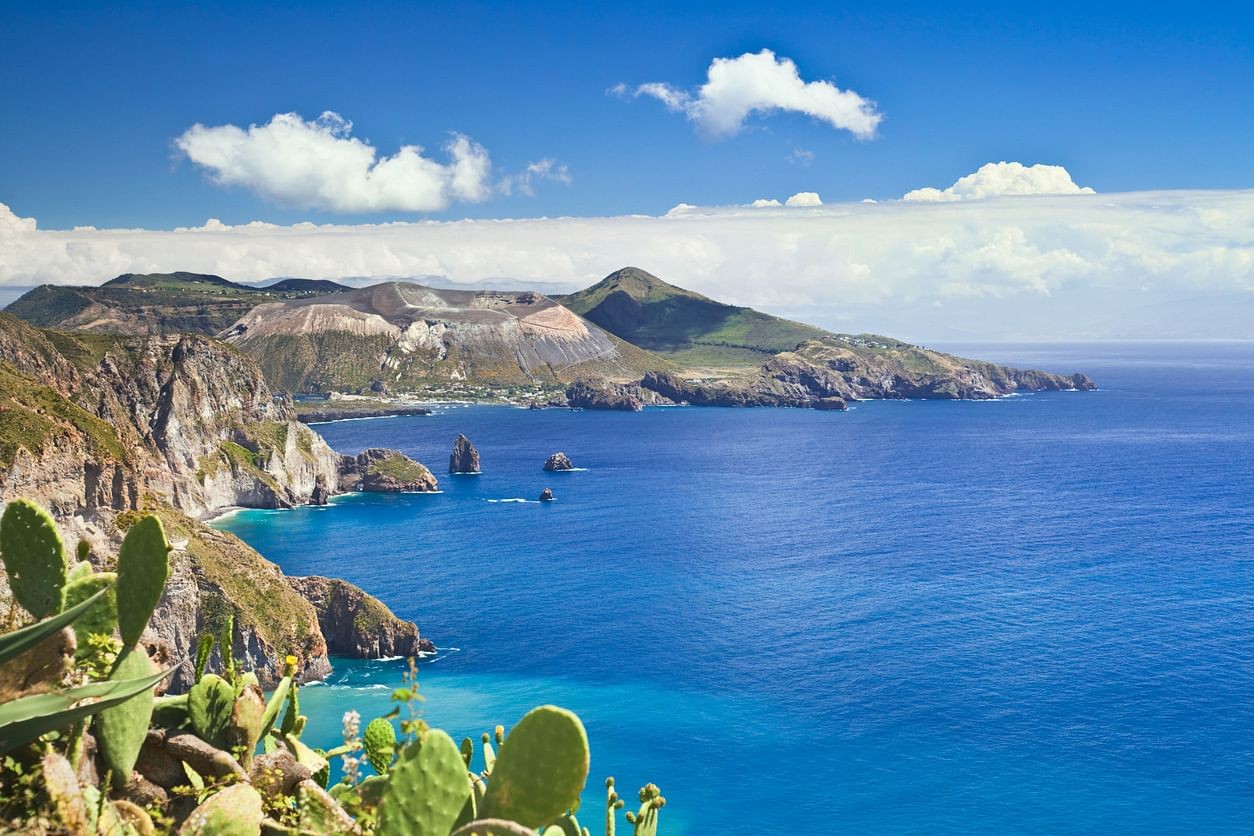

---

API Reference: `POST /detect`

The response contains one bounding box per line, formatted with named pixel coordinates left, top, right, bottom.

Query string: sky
left=0, top=1, right=1251, bottom=340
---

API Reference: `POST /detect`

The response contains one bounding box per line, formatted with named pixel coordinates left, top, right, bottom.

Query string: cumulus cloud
left=785, top=191, right=823, bottom=207
left=617, top=50, right=882, bottom=140
left=175, top=111, right=502, bottom=213
left=1, top=189, right=1251, bottom=339
left=903, top=161, right=1096, bottom=202
left=751, top=198, right=782, bottom=208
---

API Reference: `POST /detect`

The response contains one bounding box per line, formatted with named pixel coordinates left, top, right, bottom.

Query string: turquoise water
left=216, top=343, right=1254, bottom=834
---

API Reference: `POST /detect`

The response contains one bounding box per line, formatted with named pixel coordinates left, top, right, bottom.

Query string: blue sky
left=1, top=2, right=1251, bottom=340
left=1, top=1, right=1251, bottom=229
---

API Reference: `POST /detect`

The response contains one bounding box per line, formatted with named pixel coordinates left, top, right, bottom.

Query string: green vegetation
left=558, top=267, right=827, bottom=371
left=366, top=453, right=434, bottom=484
left=0, top=498, right=667, bottom=835
left=0, top=363, right=128, bottom=468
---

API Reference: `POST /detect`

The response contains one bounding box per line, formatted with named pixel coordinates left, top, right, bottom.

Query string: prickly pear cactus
left=177, top=782, right=264, bottom=835
left=364, top=717, right=398, bottom=774
left=115, top=514, right=169, bottom=648
left=61, top=571, right=117, bottom=657
left=188, top=673, right=235, bottom=749
left=95, top=646, right=158, bottom=789
left=481, top=705, right=590, bottom=828
left=376, top=729, right=471, bottom=836
left=460, top=736, right=474, bottom=768
left=0, top=498, right=67, bottom=618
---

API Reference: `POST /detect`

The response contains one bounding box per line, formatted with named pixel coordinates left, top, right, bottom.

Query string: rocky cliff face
left=286, top=576, right=435, bottom=659
left=565, top=380, right=644, bottom=411
left=0, top=316, right=429, bottom=689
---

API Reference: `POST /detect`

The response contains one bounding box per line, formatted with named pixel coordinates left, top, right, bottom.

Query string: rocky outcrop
left=636, top=337, right=1095, bottom=408
left=449, top=434, right=481, bottom=473
left=339, top=448, right=439, bottom=492
left=543, top=452, right=574, bottom=471
left=286, top=576, right=434, bottom=659
left=565, top=379, right=643, bottom=411
left=539, top=487, right=555, bottom=502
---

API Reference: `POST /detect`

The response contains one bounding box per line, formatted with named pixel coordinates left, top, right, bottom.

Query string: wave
left=485, top=498, right=532, bottom=504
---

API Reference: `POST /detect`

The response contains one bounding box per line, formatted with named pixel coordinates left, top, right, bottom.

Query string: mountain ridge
left=5, top=268, right=1095, bottom=401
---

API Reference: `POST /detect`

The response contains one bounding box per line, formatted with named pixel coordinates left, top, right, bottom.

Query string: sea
left=214, top=342, right=1254, bottom=834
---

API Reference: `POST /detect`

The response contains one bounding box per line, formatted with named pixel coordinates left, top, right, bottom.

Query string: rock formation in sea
left=339, top=448, right=439, bottom=492
left=539, top=487, right=555, bottom=502
left=565, top=379, right=643, bottom=411
left=544, top=452, right=575, bottom=471
left=287, top=576, right=435, bottom=658
left=0, top=313, right=427, bottom=689
left=449, top=433, right=481, bottom=473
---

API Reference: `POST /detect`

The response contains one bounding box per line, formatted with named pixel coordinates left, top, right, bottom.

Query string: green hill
left=557, top=266, right=829, bottom=370
left=6, top=272, right=346, bottom=336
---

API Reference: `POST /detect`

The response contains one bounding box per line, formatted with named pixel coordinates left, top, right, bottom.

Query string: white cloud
left=903, top=161, right=1096, bottom=202
left=175, top=111, right=498, bottom=213
left=788, top=148, right=816, bottom=166
left=619, top=50, right=882, bottom=140
left=785, top=191, right=823, bottom=207
left=499, top=158, right=572, bottom=197
left=751, top=198, right=782, bottom=208
left=1, top=190, right=1252, bottom=340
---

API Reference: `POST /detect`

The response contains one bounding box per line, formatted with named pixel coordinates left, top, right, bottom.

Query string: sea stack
left=544, top=452, right=575, bottom=471
left=539, top=487, right=555, bottom=502
left=449, top=433, right=481, bottom=474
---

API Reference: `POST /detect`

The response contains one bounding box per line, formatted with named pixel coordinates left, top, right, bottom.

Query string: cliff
left=287, top=576, right=435, bottom=659
left=0, top=315, right=429, bottom=688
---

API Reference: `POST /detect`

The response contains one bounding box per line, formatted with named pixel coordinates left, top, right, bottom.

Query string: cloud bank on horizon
left=613, top=49, right=882, bottom=140
left=175, top=111, right=568, bottom=213
left=2, top=161, right=1250, bottom=341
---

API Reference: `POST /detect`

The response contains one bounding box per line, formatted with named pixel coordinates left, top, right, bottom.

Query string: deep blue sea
left=215, top=343, right=1254, bottom=834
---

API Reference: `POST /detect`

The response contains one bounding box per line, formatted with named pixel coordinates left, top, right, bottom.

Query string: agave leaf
left=0, top=586, right=110, bottom=667
left=0, top=666, right=168, bottom=755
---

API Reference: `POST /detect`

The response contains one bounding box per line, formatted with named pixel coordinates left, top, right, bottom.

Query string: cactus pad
left=116, top=514, right=169, bottom=648
left=0, top=498, right=67, bottom=618
left=177, top=782, right=264, bottom=835
left=377, top=728, right=471, bottom=836
left=188, top=673, right=235, bottom=749
left=482, top=705, right=590, bottom=828
left=95, top=646, right=157, bottom=788
left=62, top=571, right=117, bottom=657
